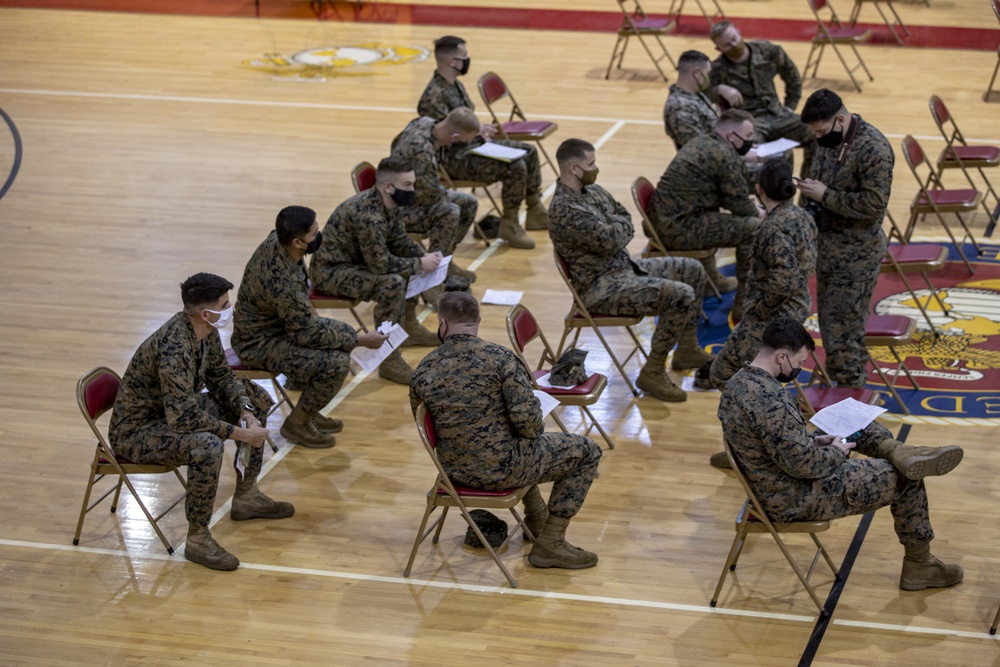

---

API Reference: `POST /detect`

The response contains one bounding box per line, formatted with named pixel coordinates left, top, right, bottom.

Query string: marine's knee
left=188, top=433, right=225, bottom=468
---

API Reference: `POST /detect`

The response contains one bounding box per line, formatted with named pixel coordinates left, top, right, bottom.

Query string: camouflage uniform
left=309, top=187, right=425, bottom=327
left=549, top=181, right=704, bottom=360
left=417, top=71, right=541, bottom=212
left=663, top=84, right=718, bottom=150
left=710, top=41, right=816, bottom=177
left=410, top=333, right=601, bottom=518
left=391, top=117, right=478, bottom=255
left=110, top=313, right=271, bottom=528
left=811, top=115, right=893, bottom=387
left=652, top=132, right=761, bottom=284
left=710, top=201, right=817, bottom=388
left=718, top=365, right=933, bottom=547
left=232, top=230, right=356, bottom=415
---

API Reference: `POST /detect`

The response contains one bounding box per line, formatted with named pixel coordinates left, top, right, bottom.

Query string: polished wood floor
left=0, top=4, right=998, bottom=665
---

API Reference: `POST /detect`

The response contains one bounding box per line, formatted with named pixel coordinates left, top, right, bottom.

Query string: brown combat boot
left=900, top=542, right=964, bottom=591
left=498, top=210, right=535, bottom=249
left=378, top=349, right=414, bottom=385
left=185, top=526, right=239, bottom=571
left=447, top=260, right=477, bottom=283
left=876, top=439, right=964, bottom=480
left=528, top=515, right=598, bottom=569
left=522, top=485, right=548, bottom=542
left=401, top=302, right=441, bottom=347
left=709, top=451, right=731, bottom=469
left=311, top=413, right=343, bottom=434
left=671, top=328, right=714, bottom=371
left=231, top=481, right=295, bottom=521
left=636, top=356, right=686, bottom=402
left=698, top=254, right=738, bottom=296
left=280, top=406, right=336, bottom=448
left=524, top=193, right=549, bottom=231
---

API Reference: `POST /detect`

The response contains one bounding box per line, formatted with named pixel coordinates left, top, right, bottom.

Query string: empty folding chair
left=880, top=213, right=950, bottom=336
left=848, top=0, right=908, bottom=45
left=477, top=71, right=559, bottom=178
left=666, top=0, right=725, bottom=27
left=792, top=347, right=881, bottom=417
left=606, top=0, right=677, bottom=82
left=864, top=314, right=919, bottom=415
left=804, top=0, right=874, bottom=92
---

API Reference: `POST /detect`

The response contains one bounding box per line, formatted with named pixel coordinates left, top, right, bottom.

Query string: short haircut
left=180, top=272, right=233, bottom=309
left=677, top=50, right=710, bottom=73
left=442, top=106, right=480, bottom=134
left=434, top=35, right=466, bottom=58
left=801, top=89, right=844, bottom=124
left=376, top=156, right=413, bottom=183
left=761, top=316, right=816, bottom=353
left=556, top=138, right=596, bottom=166
left=716, top=108, right=753, bottom=130
left=438, top=290, right=479, bottom=325
left=709, top=20, right=734, bottom=42
left=758, top=159, right=796, bottom=201
left=275, top=205, right=316, bottom=246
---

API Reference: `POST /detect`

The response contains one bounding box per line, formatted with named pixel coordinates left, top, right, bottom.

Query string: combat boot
left=231, top=480, right=295, bottom=521
left=401, top=302, right=440, bottom=347
left=498, top=210, right=535, bottom=250
left=378, top=349, right=414, bottom=385
left=528, top=515, right=598, bottom=569
left=698, top=254, right=738, bottom=296
left=876, top=439, right=964, bottom=480
left=900, top=542, right=964, bottom=591
left=280, top=405, right=336, bottom=448
left=709, top=451, right=731, bottom=469
left=522, top=485, right=548, bottom=541
left=671, top=328, right=715, bottom=371
left=184, top=526, right=239, bottom=571
left=421, top=285, right=443, bottom=309
left=447, top=260, right=477, bottom=283
left=636, top=357, right=686, bottom=402
left=311, top=413, right=343, bottom=434
left=524, top=193, right=549, bottom=231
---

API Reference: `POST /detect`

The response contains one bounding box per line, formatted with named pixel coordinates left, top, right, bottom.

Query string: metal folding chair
left=804, top=0, right=874, bottom=92
left=478, top=71, right=559, bottom=178
left=606, top=0, right=677, bottom=82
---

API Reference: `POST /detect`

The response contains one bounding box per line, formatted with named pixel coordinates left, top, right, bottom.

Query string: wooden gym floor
left=0, top=2, right=998, bottom=665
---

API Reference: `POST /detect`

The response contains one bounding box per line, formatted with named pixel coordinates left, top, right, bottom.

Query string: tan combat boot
left=876, top=439, right=964, bottom=480
left=524, top=193, right=549, bottom=231
left=709, top=451, right=731, bottom=469
left=671, top=328, right=714, bottom=371
left=401, top=302, right=441, bottom=347
left=421, top=284, right=444, bottom=309
left=231, top=480, right=295, bottom=521
left=900, top=542, right=964, bottom=591
left=636, top=356, right=686, bottom=402
left=498, top=210, right=535, bottom=249
left=522, top=485, right=548, bottom=542
left=698, top=254, right=738, bottom=295
left=311, top=413, right=343, bottom=434
left=527, top=515, right=598, bottom=569
left=280, top=405, right=336, bottom=448
left=378, top=349, right=414, bottom=385
left=447, top=260, right=477, bottom=283
left=185, top=526, right=239, bottom=571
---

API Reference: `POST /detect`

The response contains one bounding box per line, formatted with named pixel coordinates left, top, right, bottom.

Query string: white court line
left=2, top=537, right=997, bottom=641
left=3, top=87, right=999, bottom=144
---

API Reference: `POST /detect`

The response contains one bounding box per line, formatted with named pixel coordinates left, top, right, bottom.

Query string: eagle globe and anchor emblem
left=244, top=43, right=429, bottom=80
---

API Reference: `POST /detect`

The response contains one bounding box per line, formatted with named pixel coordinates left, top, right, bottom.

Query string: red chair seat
left=917, top=189, right=978, bottom=206
left=799, top=386, right=878, bottom=411
left=98, top=454, right=136, bottom=465
left=502, top=120, right=557, bottom=137
left=882, top=244, right=946, bottom=265
left=864, top=314, right=912, bottom=337
left=308, top=287, right=356, bottom=304
left=942, top=145, right=1000, bottom=163
left=631, top=17, right=673, bottom=30
left=532, top=370, right=603, bottom=395
left=224, top=347, right=250, bottom=371
left=824, top=27, right=870, bottom=40
left=439, top=484, right=520, bottom=498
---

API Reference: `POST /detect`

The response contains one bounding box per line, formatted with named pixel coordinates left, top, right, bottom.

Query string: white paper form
left=469, top=142, right=527, bottom=162
left=808, top=397, right=887, bottom=438
left=533, top=390, right=561, bottom=419
left=756, top=138, right=801, bottom=158
left=350, top=321, right=409, bottom=374
left=481, top=289, right=523, bottom=306
left=405, top=255, right=451, bottom=299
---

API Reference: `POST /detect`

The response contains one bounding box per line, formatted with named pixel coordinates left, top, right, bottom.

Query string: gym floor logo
left=244, top=44, right=428, bottom=80
left=807, top=244, right=1000, bottom=421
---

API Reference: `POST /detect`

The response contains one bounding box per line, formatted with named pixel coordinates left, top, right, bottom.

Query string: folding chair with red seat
left=225, top=348, right=288, bottom=453
left=351, top=160, right=376, bottom=194
left=848, top=0, right=908, bottom=46
left=666, top=0, right=725, bottom=27
left=792, top=347, right=881, bottom=417
left=864, top=314, right=919, bottom=415
left=506, top=304, right=614, bottom=449
left=438, top=166, right=500, bottom=247
left=804, top=0, right=874, bottom=92
left=605, top=0, right=677, bottom=82
left=73, top=366, right=187, bottom=554
left=307, top=282, right=369, bottom=333
left=478, top=71, right=559, bottom=179
left=403, top=403, right=534, bottom=588
left=880, top=213, right=950, bottom=337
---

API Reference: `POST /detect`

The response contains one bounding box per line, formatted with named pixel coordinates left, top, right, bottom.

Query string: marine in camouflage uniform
left=709, top=201, right=817, bottom=388
left=663, top=84, right=718, bottom=150
left=391, top=116, right=477, bottom=256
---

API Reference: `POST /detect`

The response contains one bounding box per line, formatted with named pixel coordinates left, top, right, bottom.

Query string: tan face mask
left=725, top=41, right=746, bottom=60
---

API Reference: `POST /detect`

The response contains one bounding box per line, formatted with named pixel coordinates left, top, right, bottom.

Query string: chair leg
left=769, top=528, right=826, bottom=612
left=810, top=532, right=840, bottom=576
left=710, top=526, right=748, bottom=607
left=535, top=140, right=559, bottom=180
left=990, top=599, right=1000, bottom=634
left=849, top=44, right=874, bottom=82
left=403, top=502, right=439, bottom=577
left=72, top=465, right=99, bottom=546
left=866, top=350, right=911, bottom=415
left=932, top=210, right=976, bottom=274
left=549, top=409, right=571, bottom=434
left=605, top=33, right=625, bottom=79
left=985, top=55, right=1000, bottom=103
left=591, top=324, right=640, bottom=396
left=116, top=470, right=177, bottom=554
left=583, top=405, right=615, bottom=449
left=453, top=503, right=518, bottom=587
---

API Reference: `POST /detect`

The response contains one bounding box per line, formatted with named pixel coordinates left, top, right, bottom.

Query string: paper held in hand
left=532, top=390, right=561, bottom=420
left=756, top=137, right=800, bottom=159
left=469, top=142, right=528, bottom=162
left=350, top=321, right=410, bottom=374
left=405, top=255, right=451, bottom=299
left=808, top=397, right=887, bottom=438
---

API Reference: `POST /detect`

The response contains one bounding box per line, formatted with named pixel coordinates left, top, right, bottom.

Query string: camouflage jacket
left=232, top=230, right=357, bottom=357
left=409, top=333, right=543, bottom=479
left=417, top=70, right=476, bottom=120
left=548, top=181, right=639, bottom=308
left=663, top=84, right=718, bottom=149
left=811, top=115, right=894, bottom=234
left=309, top=187, right=425, bottom=283
left=718, top=365, right=847, bottom=520
left=710, top=41, right=802, bottom=114
left=745, top=201, right=817, bottom=316
left=655, top=132, right=758, bottom=220
left=110, top=313, right=250, bottom=446
left=391, top=117, right=446, bottom=208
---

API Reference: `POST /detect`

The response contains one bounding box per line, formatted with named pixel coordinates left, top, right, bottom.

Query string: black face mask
left=390, top=186, right=416, bottom=207
left=775, top=356, right=803, bottom=384
left=454, top=57, right=471, bottom=76
left=303, top=230, right=322, bottom=255
left=817, top=119, right=844, bottom=149
left=733, top=134, right=753, bottom=156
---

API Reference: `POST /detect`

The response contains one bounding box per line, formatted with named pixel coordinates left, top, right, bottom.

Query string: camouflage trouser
left=115, top=393, right=265, bottom=529
left=396, top=190, right=477, bottom=255
left=779, top=423, right=933, bottom=547
left=816, top=227, right=887, bottom=386
left=448, top=433, right=602, bottom=518
left=588, top=257, right=704, bottom=360
left=751, top=106, right=817, bottom=179
left=313, top=266, right=415, bottom=328
left=651, top=208, right=760, bottom=285
left=442, top=138, right=541, bottom=212
left=239, top=339, right=351, bottom=415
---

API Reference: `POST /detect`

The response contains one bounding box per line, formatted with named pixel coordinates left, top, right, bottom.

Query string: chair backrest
left=928, top=95, right=968, bottom=154
left=506, top=304, right=558, bottom=373
left=807, top=0, right=844, bottom=30
left=631, top=176, right=668, bottom=254
left=993, top=0, right=1000, bottom=23
left=414, top=402, right=471, bottom=501
left=76, top=366, right=121, bottom=450
left=722, top=437, right=780, bottom=528
left=352, top=161, right=376, bottom=194
left=901, top=135, right=942, bottom=192
left=479, top=71, right=509, bottom=107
